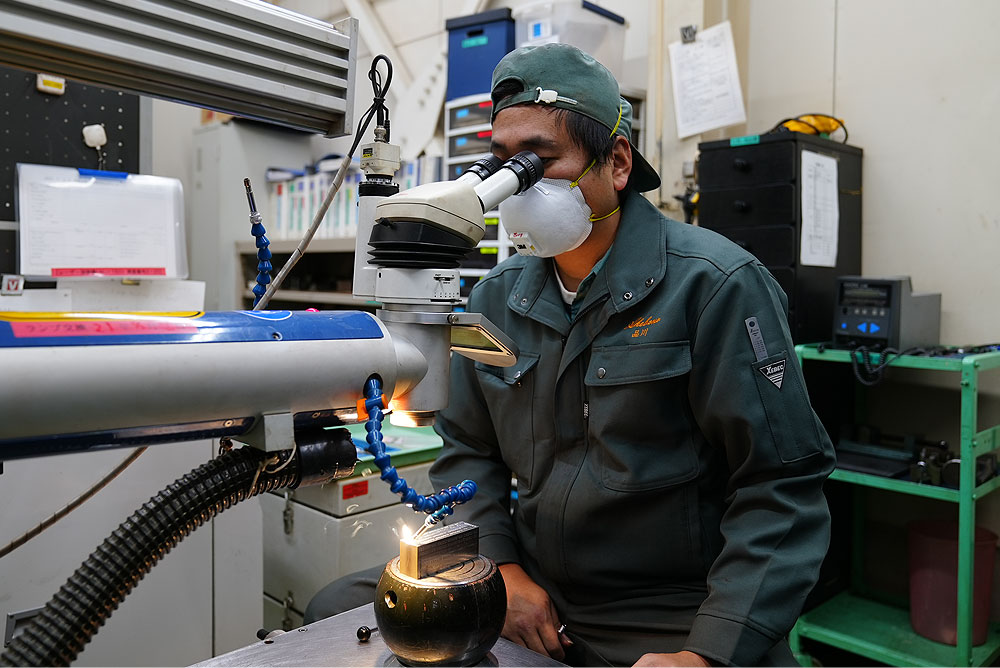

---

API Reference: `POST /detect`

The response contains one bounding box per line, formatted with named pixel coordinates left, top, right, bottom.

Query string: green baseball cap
left=491, top=43, right=661, bottom=192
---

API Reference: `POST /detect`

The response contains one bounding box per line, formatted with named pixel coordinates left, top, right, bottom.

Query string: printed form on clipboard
left=15, top=163, right=187, bottom=279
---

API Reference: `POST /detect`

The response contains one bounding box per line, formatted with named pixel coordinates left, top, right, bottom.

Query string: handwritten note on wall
left=668, top=21, right=747, bottom=138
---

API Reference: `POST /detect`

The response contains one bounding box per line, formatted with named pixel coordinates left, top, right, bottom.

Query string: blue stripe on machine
left=0, top=310, right=384, bottom=348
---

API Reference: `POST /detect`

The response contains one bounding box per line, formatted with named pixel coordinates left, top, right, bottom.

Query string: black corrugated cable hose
left=2, top=444, right=310, bottom=667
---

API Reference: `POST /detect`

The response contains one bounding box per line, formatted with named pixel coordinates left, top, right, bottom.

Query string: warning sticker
left=51, top=267, right=167, bottom=277
left=342, top=480, right=369, bottom=499
left=10, top=319, right=197, bottom=338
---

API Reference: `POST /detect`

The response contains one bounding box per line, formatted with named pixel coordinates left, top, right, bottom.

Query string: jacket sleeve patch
left=752, top=351, right=822, bottom=463
left=757, top=358, right=785, bottom=389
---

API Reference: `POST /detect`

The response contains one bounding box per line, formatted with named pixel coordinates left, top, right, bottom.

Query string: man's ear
left=611, top=135, right=632, bottom=191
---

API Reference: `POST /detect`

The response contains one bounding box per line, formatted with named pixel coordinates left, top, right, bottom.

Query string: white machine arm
left=0, top=5, right=542, bottom=459
left=0, top=310, right=425, bottom=459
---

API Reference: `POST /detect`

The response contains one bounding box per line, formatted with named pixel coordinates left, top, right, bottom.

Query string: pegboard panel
left=1, top=65, right=141, bottom=222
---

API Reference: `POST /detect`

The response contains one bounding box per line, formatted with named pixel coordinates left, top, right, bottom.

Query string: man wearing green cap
left=305, top=43, right=834, bottom=667
left=426, top=43, right=835, bottom=666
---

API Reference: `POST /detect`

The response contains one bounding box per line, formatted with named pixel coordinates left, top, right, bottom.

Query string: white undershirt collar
left=552, top=267, right=577, bottom=306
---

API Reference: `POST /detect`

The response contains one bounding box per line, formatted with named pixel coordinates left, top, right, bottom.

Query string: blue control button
left=857, top=322, right=868, bottom=333
left=870, top=323, right=881, bottom=333
left=840, top=322, right=847, bottom=329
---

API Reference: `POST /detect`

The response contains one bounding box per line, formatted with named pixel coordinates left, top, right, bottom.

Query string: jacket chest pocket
left=585, top=341, right=699, bottom=492
left=474, top=352, right=540, bottom=486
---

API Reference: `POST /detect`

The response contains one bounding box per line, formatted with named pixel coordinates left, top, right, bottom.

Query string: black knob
left=733, top=158, right=750, bottom=171
left=256, top=628, right=269, bottom=641
left=357, top=625, right=377, bottom=642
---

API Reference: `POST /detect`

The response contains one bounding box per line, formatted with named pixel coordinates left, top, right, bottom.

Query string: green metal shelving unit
left=790, top=344, right=1000, bottom=667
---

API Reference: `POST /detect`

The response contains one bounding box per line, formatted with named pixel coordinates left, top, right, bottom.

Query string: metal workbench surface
left=194, top=603, right=566, bottom=667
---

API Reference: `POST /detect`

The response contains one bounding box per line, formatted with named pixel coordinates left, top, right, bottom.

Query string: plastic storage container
left=512, top=1, right=626, bottom=79
left=908, top=520, right=997, bottom=646
left=446, top=8, right=515, bottom=101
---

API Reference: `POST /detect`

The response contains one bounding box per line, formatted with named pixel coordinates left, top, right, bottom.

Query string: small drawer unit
left=695, top=183, right=798, bottom=230
left=446, top=159, right=478, bottom=181
left=481, top=213, right=500, bottom=240
left=447, top=126, right=494, bottom=159
left=460, top=244, right=501, bottom=270
left=446, top=93, right=518, bottom=304
left=445, top=94, right=495, bottom=180
left=697, top=133, right=863, bottom=343
left=698, top=140, right=798, bottom=187
left=710, top=225, right=798, bottom=275
left=448, top=98, right=494, bottom=130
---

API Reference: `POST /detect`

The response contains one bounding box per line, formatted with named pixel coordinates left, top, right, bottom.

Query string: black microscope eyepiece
left=503, top=151, right=544, bottom=194
left=461, top=154, right=504, bottom=182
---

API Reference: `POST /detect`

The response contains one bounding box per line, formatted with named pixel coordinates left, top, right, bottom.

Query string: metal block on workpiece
left=398, top=521, right=478, bottom=579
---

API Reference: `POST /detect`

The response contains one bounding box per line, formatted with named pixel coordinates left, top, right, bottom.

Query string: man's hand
left=632, top=651, right=713, bottom=667
left=498, top=563, right=572, bottom=661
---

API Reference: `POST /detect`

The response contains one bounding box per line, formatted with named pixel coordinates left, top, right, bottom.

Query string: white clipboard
left=15, top=163, right=187, bottom=279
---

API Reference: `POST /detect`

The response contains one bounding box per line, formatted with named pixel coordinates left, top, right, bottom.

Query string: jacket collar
left=507, top=190, right=667, bottom=329
left=577, top=190, right=667, bottom=316
left=508, top=257, right=571, bottom=335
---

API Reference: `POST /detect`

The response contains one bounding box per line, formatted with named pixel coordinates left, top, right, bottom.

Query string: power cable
left=254, top=55, right=394, bottom=311
left=0, top=447, right=147, bottom=559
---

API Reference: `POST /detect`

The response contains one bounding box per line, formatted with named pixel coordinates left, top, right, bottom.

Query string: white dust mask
left=500, top=159, right=621, bottom=258
left=501, top=177, right=593, bottom=258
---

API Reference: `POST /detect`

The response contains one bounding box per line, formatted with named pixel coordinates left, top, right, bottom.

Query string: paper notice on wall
left=668, top=21, right=747, bottom=138
left=800, top=150, right=839, bottom=267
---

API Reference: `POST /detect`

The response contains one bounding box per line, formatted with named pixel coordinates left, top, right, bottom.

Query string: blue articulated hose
left=361, top=377, right=475, bottom=530
left=243, top=178, right=272, bottom=309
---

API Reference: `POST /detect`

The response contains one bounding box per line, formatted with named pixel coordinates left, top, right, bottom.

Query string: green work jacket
left=430, top=191, right=835, bottom=666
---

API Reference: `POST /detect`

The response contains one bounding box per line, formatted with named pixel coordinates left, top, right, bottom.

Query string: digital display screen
left=840, top=282, right=891, bottom=308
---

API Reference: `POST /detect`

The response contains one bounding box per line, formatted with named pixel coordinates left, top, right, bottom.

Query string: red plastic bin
left=908, top=520, right=997, bottom=646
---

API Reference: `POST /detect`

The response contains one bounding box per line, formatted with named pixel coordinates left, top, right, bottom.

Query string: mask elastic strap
left=589, top=205, right=620, bottom=223
left=571, top=100, right=624, bottom=188
left=574, top=101, right=625, bottom=220
left=570, top=159, right=596, bottom=188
